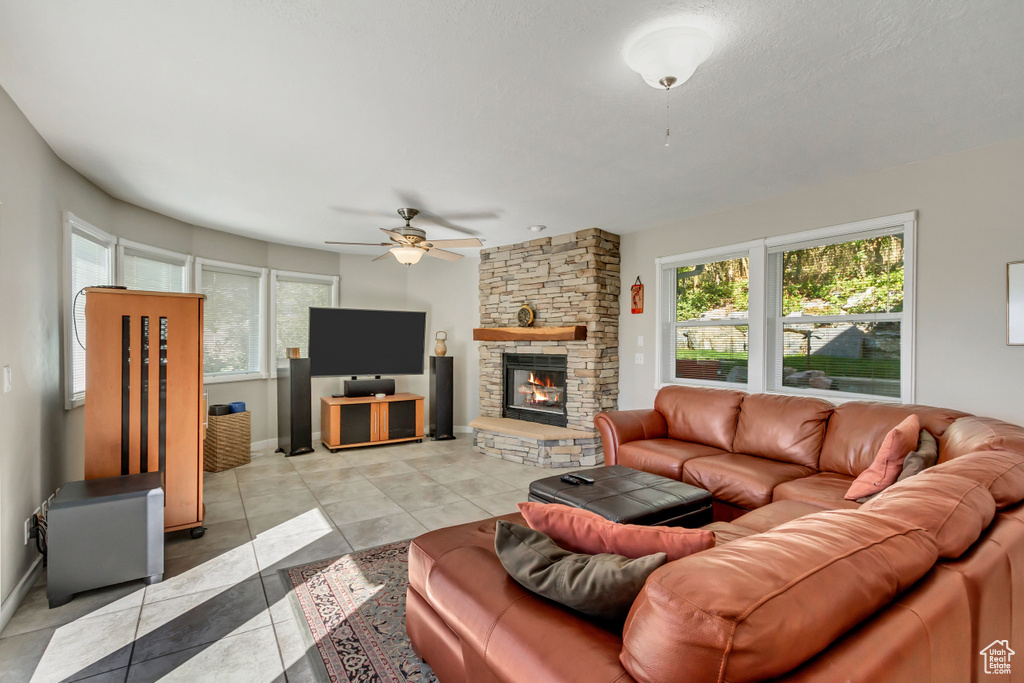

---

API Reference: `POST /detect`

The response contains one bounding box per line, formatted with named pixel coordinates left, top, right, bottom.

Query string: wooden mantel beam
left=472, top=326, right=587, bottom=342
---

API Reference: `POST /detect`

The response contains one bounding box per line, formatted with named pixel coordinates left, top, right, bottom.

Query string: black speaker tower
left=276, top=358, right=314, bottom=456
left=429, top=356, right=455, bottom=441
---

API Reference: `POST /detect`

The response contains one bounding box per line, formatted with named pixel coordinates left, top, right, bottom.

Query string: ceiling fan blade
left=325, top=241, right=392, bottom=246
left=379, top=227, right=407, bottom=242
left=371, top=251, right=394, bottom=262
left=413, top=214, right=479, bottom=236
left=423, top=247, right=464, bottom=262
left=423, top=238, right=484, bottom=248
left=428, top=210, right=500, bottom=221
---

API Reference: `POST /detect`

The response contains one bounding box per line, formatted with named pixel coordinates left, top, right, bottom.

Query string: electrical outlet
left=637, top=336, right=644, bottom=348
left=24, top=517, right=30, bottom=545
left=2, top=365, right=10, bottom=393
left=41, top=499, right=49, bottom=519
left=634, top=353, right=645, bottom=365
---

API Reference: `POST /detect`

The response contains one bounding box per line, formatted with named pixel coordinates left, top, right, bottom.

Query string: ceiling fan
left=326, top=208, right=484, bottom=265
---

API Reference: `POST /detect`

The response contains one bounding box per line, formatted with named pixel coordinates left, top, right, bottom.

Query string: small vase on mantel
left=434, top=331, right=448, bottom=356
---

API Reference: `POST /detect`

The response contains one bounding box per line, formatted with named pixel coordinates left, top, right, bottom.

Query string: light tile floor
left=0, top=438, right=578, bottom=682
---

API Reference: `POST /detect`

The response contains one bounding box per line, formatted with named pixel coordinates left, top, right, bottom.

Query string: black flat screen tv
left=308, top=308, right=426, bottom=377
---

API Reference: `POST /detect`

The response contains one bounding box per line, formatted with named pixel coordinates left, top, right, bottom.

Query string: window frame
left=195, top=257, right=269, bottom=384
left=268, top=269, right=340, bottom=378
left=63, top=211, right=116, bottom=410
left=656, top=240, right=765, bottom=392
left=116, top=238, right=193, bottom=292
left=656, top=212, right=916, bottom=403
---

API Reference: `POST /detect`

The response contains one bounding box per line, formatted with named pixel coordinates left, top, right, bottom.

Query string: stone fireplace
left=470, top=228, right=620, bottom=468
left=503, top=353, right=568, bottom=427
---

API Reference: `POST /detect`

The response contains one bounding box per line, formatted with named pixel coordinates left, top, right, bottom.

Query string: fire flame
left=523, top=372, right=557, bottom=404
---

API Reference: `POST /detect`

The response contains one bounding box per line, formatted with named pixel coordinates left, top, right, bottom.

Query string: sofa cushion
left=732, top=393, right=833, bottom=468
left=516, top=502, right=714, bottom=561
left=772, top=472, right=862, bottom=510
left=731, top=500, right=826, bottom=533
left=619, top=510, right=939, bottom=683
left=683, top=453, right=814, bottom=510
left=409, top=513, right=524, bottom=597
left=617, top=439, right=727, bottom=480
left=845, top=414, right=920, bottom=501
left=779, top=568, right=973, bottom=683
left=654, top=385, right=745, bottom=451
left=939, top=416, right=1024, bottom=462
left=422, top=535, right=634, bottom=683
left=860, top=472, right=997, bottom=558
left=494, top=520, right=667, bottom=621
left=819, top=402, right=959, bottom=478
left=702, top=521, right=758, bottom=544
left=594, top=409, right=668, bottom=466
left=927, top=451, right=1024, bottom=510
left=935, top=510, right=1024, bottom=681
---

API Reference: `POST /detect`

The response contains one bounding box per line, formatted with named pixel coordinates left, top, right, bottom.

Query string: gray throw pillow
left=494, top=520, right=667, bottom=621
left=857, top=430, right=939, bottom=503
left=896, top=430, right=938, bottom=482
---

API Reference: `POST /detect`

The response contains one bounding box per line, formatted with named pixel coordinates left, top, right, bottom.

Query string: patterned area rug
left=283, top=541, right=438, bottom=683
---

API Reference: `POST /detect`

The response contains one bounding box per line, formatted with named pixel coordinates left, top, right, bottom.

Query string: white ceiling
left=2, top=1, right=1024, bottom=254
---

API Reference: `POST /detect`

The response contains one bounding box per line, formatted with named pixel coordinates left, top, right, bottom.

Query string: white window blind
left=65, top=213, right=115, bottom=407
left=271, top=271, right=338, bottom=364
left=197, top=260, right=267, bottom=379
left=119, top=240, right=190, bottom=292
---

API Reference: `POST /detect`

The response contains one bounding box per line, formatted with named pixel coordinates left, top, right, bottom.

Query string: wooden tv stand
left=320, top=393, right=424, bottom=452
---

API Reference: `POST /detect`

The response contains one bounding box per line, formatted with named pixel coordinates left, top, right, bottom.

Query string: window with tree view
left=273, top=274, right=336, bottom=361
left=674, top=256, right=750, bottom=384
left=768, top=233, right=904, bottom=398
left=659, top=213, right=915, bottom=402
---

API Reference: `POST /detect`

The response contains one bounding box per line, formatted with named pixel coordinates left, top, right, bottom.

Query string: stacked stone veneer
left=475, top=228, right=620, bottom=467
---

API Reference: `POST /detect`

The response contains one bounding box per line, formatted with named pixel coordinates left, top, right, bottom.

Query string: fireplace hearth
left=503, top=354, right=567, bottom=427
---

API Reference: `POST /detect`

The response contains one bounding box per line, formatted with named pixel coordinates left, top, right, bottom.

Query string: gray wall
left=0, top=86, right=111, bottom=605
left=618, top=137, right=1024, bottom=425
left=0, top=78, right=484, bottom=607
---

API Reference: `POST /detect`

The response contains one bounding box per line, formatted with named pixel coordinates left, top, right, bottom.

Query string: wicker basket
left=203, top=410, right=252, bottom=472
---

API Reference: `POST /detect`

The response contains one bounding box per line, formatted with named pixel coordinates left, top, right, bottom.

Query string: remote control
left=560, top=474, right=581, bottom=485
left=573, top=473, right=595, bottom=484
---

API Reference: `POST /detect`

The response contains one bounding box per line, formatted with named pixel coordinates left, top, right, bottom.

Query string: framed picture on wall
left=1009, top=261, right=1024, bottom=345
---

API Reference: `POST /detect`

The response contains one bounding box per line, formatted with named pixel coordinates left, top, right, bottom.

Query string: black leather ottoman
left=528, top=465, right=712, bottom=527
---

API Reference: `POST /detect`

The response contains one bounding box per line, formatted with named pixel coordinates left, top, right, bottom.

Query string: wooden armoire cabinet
left=83, top=288, right=206, bottom=534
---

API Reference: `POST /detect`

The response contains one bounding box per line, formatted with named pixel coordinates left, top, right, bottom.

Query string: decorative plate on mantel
left=517, top=303, right=535, bottom=327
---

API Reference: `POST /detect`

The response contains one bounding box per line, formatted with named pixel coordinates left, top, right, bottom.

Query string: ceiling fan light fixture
left=391, top=246, right=424, bottom=265
left=624, top=25, right=713, bottom=90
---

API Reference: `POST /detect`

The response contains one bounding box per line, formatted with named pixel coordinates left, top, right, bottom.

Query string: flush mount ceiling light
left=528, top=225, right=547, bottom=233
left=624, top=25, right=714, bottom=146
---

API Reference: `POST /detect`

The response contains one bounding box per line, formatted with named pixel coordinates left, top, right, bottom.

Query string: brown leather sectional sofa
left=407, top=385, right=1024, bottom=682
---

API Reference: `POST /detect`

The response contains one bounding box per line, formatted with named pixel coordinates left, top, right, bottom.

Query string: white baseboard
left=454, top=425, right=472, bottom=434
left=0, top=556, right=42, bottom=634
left=250, top=437, right=276, bottom=453
left=250, top=432, right=321, bottom=454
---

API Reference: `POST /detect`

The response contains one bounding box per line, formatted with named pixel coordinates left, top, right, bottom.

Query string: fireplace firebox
left=503, top=354, right=568, bottom=427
